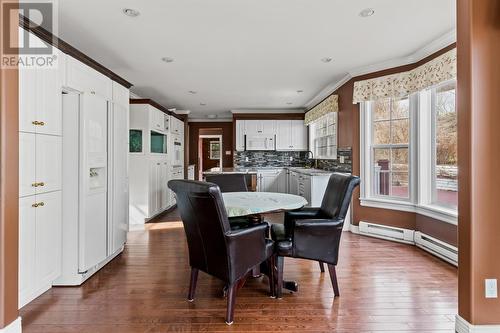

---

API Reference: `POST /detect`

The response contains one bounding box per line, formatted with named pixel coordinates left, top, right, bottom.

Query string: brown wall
left=457, top=0, right=500, bottom=324
left=324, top=44, right=458, bottom=245
left=0, top=0, right=19, bottom=328
left=188, top=122, right=233, bottom=178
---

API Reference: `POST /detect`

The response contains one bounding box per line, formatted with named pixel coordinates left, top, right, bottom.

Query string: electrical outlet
left=245, top=157, right=249, bottom=162
left=339, top=156, right=345, bottom=163
left=289, top=156, right=293, bottom=162
left=485, top=279, right=498, bottom=298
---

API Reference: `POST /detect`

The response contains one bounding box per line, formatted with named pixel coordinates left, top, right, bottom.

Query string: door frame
left=199, top=134, right=223, bottom=175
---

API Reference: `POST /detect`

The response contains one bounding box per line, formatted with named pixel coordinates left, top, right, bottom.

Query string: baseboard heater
left=357, top=221, right=458, bottom=266
left=358, top=221, right=415, bottom=244
left=414, top=231, right=458, bottom=266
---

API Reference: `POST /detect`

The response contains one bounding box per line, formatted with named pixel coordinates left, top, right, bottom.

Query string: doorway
left=198, top=134, right=223, bottom=179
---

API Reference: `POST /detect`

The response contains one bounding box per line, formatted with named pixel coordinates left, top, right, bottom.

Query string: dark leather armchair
left=271, top=173, right=360, bottom=298
left=168, top=180, right=275, bottom=324
left=204, top=174, right=248, bottom=192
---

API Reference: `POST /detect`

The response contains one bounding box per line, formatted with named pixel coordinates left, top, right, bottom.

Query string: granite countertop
left=203, top=166, right=346, bottom=177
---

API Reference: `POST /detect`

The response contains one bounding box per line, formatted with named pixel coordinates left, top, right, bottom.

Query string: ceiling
left=57, top=0, right=456, bottom=119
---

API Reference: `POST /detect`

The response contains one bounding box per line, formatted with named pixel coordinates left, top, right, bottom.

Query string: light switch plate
left=485, top=279, right=498, bottom=298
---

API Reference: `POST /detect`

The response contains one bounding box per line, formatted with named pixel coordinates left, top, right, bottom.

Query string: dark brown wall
left=0, top=0, right=19, bottom=328
left=188, top=122, right=233, bottom=178
left=457, top=0, right=500, bottom=324
left=326, top=44, right=458, bottom=245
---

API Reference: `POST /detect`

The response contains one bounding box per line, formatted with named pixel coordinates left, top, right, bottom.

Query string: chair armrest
left=291, top=218, right=344, bottom=264
left=284, top=208, right=322, bottom=235
left=225, top=223, right=271, bottom=282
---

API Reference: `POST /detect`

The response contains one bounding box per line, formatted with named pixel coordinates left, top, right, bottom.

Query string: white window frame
left=360, top=91, right=458, bottom=225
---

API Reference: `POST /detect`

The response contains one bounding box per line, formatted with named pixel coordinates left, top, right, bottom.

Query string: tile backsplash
left=233, top=147, right=352, bottom=173
left=234, top=151, right=309, bottom=168
left=316, top=147, right=352, bottom=173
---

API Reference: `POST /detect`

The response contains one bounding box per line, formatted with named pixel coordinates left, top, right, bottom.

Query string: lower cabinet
left=149, top=159, right=170, bottom=216
left=257, top=169, right=287, bottom=193
left=19, top=191, right=62, bottom=308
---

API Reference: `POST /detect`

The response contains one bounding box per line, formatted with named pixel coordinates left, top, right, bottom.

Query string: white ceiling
left=57, top=0, right=456, bottom=119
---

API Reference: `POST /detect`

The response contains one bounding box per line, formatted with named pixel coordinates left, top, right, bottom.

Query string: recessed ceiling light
left=123, top=8, right=140, bottom=17
left=286, top=102, right=293, bottom=105
left=188, top=90, right=197, bottom=94
left=161, top=57, right=174, bottom=63
left=297, top=90, right=304, bottom=93
left=359, top=8, right=375, bottom=17
left=200, top=103, right=207, bottom=106
left=321, top=57, right=333, bottom=63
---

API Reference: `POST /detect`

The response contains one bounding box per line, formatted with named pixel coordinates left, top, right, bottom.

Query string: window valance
left=305, top=94, right=338, bottom=125
left=352, top=48, right=457, bottom=104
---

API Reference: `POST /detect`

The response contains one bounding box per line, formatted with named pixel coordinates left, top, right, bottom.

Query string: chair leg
left=327, top=264, right=340, bottom=296
left=319, top=261, right=325, bottom=273
left=225, top=283, right=238, bottom=325
left=268, top=255, right=276, bottom=298
left=276, top=256, right=284, bottom=299
left=188, top=268, right=199, bottom=302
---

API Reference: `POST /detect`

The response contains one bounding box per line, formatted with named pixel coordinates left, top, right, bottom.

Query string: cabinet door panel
left=19, top=64, right=37, bottom=133
left=161, top=162, right=169, bottom=209
left=261, top=120, right=276, bottom=135
left=244, top=120, right=261, bottom=135
left=36, top=64, right=62, bottom=136
left=19, top=196, right=36, bottom=306
left=235, top=120, right=245, bottom=151
left=276, top=120, right=291, bottom=150
left=35, top=191, right=62, bottom=286
left=36, top=135, right=62, bottom=194
left=291, top=120, right=308, bottom=151
left=19, top=133, right=36, bottom=197
left=80, top=191, right=107, bottom=272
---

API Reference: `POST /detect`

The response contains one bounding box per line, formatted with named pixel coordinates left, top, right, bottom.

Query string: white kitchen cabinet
left=235, top=120, right=245, bottom=151
left=19, top=133, right=62, bottom=197
left=148, top=159, right=170, bottom=216
left=66, top=56, right=112, bottom=100
left=19, top=191, right=62, bottom=308
left=19, top=45, right=62, bottom=135
left=288, top=170, right=299, bottom=195
left=150, top=108, right=167, bottom=133
left=19, top=133, right=36, bottom=198
left=244, top=120, right=276, bottom=135
left=257, top=169, right=286, bottom=193
left=35, top=134, right=62, bottom=195
left=160, top=161, right=170, bottom=210
left=277, top=169, right=288, bottom=193
left=170, top=116, right=184, bottom=136
left=276, top=120, right=307, bottom=151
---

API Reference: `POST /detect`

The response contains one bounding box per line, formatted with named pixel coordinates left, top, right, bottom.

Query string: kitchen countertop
left=203, top=166, right=340, bottom=177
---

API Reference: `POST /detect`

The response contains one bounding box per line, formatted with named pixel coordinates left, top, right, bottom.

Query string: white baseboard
left=349, top=223, right=360, bottom=234
left=456, top=315, right=500, bottom=333
left=0, top=317, right=21, bottom=333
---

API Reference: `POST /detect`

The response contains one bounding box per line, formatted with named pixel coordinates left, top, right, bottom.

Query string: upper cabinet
left=276, top=120, right=308, bottom=151
left=149, top=107, right=168, bottom=133
left=66, top=56, right=112, bottom=100
left=170, top=116, right=184, bottom=136
left=19, top=32, right=63, bottom=136
left=235, top=119, right=307, bottom=152
left=112, top=81, right=130, bottom=108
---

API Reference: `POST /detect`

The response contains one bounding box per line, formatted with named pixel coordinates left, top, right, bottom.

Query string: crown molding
left=305, top=29, right=457, bottom=111
left=230, top=108, right=304, bottom=114
left=305, top=74, right=352, bottom=110
left=188, top=118, right=233, bottom=123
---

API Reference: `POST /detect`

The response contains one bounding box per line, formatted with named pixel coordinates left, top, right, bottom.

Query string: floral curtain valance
left=352, top=48, right=457, bottom=104
left=305, top=94, right=338, bottom=125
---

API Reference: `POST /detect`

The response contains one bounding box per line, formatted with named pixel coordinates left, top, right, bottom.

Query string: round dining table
left=222, top=191, right=308, bottom=293
left=222, top=191, right=308, bottom=218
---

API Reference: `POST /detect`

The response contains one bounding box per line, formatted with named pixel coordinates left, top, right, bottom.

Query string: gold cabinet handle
left=32, top=182, right=38, bottom=187
left=31, top=182, right=45, bottom=187
left=32, top=121, right=45, bottom=126
left=38, top=202, right=45, bottom=207
left=32, top=202, right=45, bottom=208
left=39, top=121, right=45, bottom=126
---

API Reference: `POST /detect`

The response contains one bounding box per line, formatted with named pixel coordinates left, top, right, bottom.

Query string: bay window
left=360, top=81, right=457, bottom=224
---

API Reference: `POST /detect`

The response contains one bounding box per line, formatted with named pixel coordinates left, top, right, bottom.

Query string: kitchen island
left=202, top=167, right=258, bottom=191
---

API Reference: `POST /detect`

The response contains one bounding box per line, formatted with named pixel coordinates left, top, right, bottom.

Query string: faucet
left=305, top=151, right=317, bottom=169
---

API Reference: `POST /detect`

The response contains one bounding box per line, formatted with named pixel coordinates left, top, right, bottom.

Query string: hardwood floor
left=21, top=221, right=457, bottom=332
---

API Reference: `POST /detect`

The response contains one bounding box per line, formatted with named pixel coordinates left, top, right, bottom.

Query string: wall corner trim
left=455, top=315, right=500, bottom=333
left=0, top=317, right=21, bottom=333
